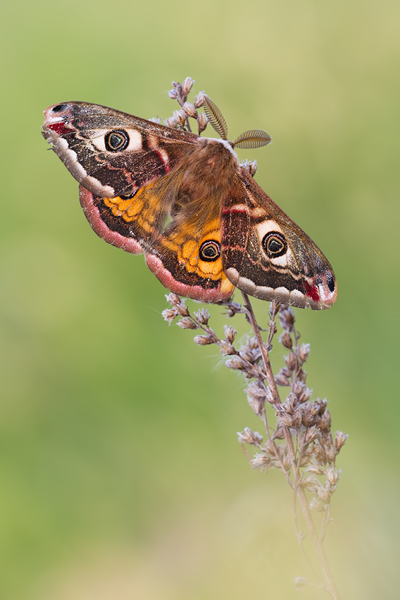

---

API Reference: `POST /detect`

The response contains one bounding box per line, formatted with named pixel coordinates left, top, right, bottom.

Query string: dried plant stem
left=162, top=78, right=346, bottom=599
left=241, top=292, right=340, bottom=600
left=260, top=409, right=293, bottom=487
left=241, top=294, right=293, bottom=484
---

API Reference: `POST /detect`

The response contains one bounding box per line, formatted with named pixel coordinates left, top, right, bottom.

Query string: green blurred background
left=1, top=0, right=399, bottom=598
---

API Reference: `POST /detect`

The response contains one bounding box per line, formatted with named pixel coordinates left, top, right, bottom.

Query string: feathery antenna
left=233, top=129, right=271, bottom=149
left=203, top=95, right=228, bottom=140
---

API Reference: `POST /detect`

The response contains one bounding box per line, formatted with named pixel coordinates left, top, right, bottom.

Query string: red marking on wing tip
left=47, top=122, right=70, bottom=136
left=304, top=281, right=320, bottom=303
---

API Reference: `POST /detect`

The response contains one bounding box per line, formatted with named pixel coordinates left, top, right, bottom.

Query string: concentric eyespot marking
left=105, top=129, right=130, bottom=152
left=262, top=231, right=287, bottom=259
left=199, top=240, right=221, bottom=262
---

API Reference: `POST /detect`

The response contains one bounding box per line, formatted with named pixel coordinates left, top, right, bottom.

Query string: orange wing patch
left=161, top=218, right=223, bottom=280
left=102, top=174, right=181, bottom=245
left=152, top=215, right=234, bottom=298
left=147, top=214, right=234, bottom=301
left=103, top=195, right=144, bottom=218
left=104, top=182, right=235, bottom=301
left=103, top=183, right=161, bottom=235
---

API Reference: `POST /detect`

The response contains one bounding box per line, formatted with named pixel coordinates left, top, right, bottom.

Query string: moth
left=42, top=93, right=337, bottom=309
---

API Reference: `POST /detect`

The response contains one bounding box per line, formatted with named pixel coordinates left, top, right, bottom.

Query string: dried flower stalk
left=161, top=80, right=347, bottom=599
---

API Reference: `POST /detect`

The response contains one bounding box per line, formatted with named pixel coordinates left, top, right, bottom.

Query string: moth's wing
left=145, top=190, right=235, bottom=302
left=77, top=158, right=235, bottom=300
left=42, top=102, right=199, bottom=198
left=43, top=102, right=200, bottom=254
left=222, top=168, right=337, bottom=309
left=78, top=169, right=183, bottom=255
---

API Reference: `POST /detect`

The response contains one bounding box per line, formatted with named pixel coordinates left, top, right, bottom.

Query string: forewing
left=222, top=168, right=337, bottom=309
left=42, top=102, right=198, bottom=198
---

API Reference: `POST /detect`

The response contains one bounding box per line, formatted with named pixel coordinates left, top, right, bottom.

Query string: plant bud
left=177, top=317, right=197, bottom=330
left=325, top=466, right=340, bottom=486
left=247, top=393, right=264, bottom=416
left=334, top=431, right=348, bottom=453
left=251, top=453, right=271, bottom=469
left=165, top=293, right=181, bottom=306
left=279, top=331, right=292, bottom=349
left=194, top=335, right=213, bottom=346
left=225, top=356, right=245, bottom=370
left=165, top=116, right=178, bottom=129
left=182, top=102, right=197, bottom=118
left=237, top=427, right=263, bottom=445
left=278, top=413, right=294, bottom=428
left=307, top=464, right=324, bottom=475
left=197, top=112, right=208, bottom=133
left=299, top=343, right=311, bottom=362
left=293, top=411, right=303, bottom=428
left=182, top=77, right=194, bottom=96
left=284, top=353, right=297, bottom=371
left=175, top=302, right=189, bottom=317
left=275, top=371, right=290, bottom=386
left=219, top=340, right=235, bottom=356
left=319, top=409, right=331, bottom=431
left=224, top=324, right=237, bottom=343
left=194, top=308, right=210, bottom=325
left=299, top=386, right=312, bottom=404
left=194, top=91, right=205, bottom=108
left=173, top=110, right=186, bottom=127
left=241, top=159, right=258, bottom=176
left=162, top=308, right=177, bottom=324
